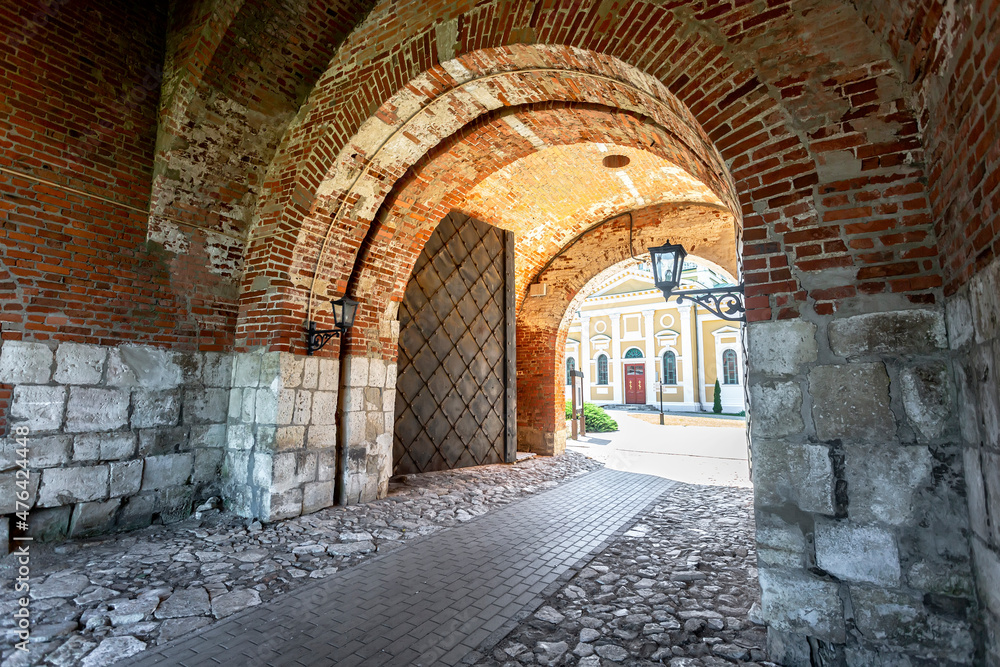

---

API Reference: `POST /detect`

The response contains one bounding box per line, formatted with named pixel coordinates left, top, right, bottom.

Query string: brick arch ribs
left=516, top=203, right=735, bottom=456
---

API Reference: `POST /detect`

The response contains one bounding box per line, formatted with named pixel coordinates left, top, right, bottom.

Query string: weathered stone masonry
left=0, top=340, right=229, bottom=543
left=748, top=308, right=978, bottom=664
left=2, top=0, right=1000, bottom=665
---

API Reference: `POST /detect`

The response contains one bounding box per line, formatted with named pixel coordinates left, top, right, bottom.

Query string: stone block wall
left=747, top=308, right=979, bottom=664
left=221, top=351, right=394, bottom=523
left=947, top=254, right=1000, bottom=665
left=340, top=356, right=395, bottom=505
left=0, top=340, right=229, bottom=544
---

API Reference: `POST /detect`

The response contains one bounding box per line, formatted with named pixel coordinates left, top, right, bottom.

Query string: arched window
left=662, top=351, right=677, bottom=385
left=566, top=357, right=575, bottom=385
left=597, top=354, right=609, bottom=385
left=624, top=347, right=643, bottom=359
left=722, top=349, right=739, bottom=385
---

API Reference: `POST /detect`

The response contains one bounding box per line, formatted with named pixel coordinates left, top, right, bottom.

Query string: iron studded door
left=393, top=212, right=516, bottom=475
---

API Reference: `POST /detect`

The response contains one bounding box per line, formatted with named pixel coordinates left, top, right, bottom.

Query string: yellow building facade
left=565, top=262, right=745, bottom=412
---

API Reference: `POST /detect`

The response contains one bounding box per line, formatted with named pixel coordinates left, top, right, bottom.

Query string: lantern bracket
left=306, top=321, right=345, bottom=356
left=674, top=285, right=746, bottom=322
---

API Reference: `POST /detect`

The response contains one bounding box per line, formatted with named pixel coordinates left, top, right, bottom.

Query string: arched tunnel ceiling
left=457, top=142, right=733, bottom=307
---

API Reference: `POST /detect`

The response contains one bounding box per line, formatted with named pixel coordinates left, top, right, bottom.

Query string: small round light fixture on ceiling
left=602, top=154, right=630, bottom=168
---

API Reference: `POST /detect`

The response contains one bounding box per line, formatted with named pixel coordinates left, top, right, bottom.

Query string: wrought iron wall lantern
left=305, top=297, right=359, bottom=355
left=648, top=241, right=746, bottom=322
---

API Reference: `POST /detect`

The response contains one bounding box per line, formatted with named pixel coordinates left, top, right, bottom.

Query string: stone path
left=473, top=483, right=770, bottom=667
left=127, top=468, right=676, bottom=666
left=0, top=454, right=601, bottom=666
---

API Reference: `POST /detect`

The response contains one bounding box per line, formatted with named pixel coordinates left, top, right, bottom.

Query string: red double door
left=625, top=363, right=645, bottom=404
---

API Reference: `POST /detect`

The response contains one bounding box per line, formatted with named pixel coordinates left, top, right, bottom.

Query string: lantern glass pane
left=343, top=299, right=358, bottom=327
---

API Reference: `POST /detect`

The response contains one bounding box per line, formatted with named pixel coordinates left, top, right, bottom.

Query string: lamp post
left=305, top=297, right=360, bottom=355
left=647, top=242, right=746, bottom=322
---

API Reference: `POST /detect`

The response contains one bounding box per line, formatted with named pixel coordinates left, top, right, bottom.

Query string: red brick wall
left=0, top=0, right=233, bottom=350
left=856, top=0, right=999, bottom=294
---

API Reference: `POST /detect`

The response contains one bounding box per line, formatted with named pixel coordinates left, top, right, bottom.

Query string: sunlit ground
left=566, top=409, right=751, bottom=487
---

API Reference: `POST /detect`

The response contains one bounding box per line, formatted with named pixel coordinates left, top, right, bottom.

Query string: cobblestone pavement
left=129, top=467, right=676, bottom=666
left=474, top=483, right=769, bottom=667
left=0, top=453, right=600, bottom=666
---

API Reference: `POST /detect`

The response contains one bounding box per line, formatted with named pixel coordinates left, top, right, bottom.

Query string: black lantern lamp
left=648, top=241, right=746, bottom=322
left=305, top=296, right=359, bottom=355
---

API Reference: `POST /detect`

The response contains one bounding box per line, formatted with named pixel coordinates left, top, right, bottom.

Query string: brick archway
left=235, top=46, right=740, bottom=353
left=515, top=203, right=736, bottom=454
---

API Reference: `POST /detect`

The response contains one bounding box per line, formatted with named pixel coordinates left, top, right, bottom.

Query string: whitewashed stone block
left=254, top=388, right=279, bottom=425
left=752, top=440, right=835, bottom=515
left=280, top=353, right=303, bottom=389
left=756, top=512, right=806, bottom=568
left=193, top=449, right=224, bottom=483
left=292, top=391, right=311, bottom=425
left=202, top=352, right=233, bottom=388
left=189, top=424, right=226, bottom=449
left=268, top=488, right=302, bottom=521
left=0, top=341, right=53, bottom=384
left=900, top=363, right=951, bottom=441
left=385, top=363, right=397, bottom=389
left=312, top=391, right=337, bottom=425
left=233, top=353, right=261, bottom=388
left=276, top=426, right=305, bottom=451
left=112, top=346, right=183, bottom=389
left=829, top=309, right=947, bottom=357
left=38, top=465, right=109, bottom=507
left=844, top=444, right=932, bottom=525
left=302, top=481, right=333, bottom=514
left=109, top=460, right=143, bottom=497
left=226, top=424, right=253, bottom=451
left=302, top=357, right=319, bottom=389
left=758, top=568, right=845, bottom=643
left=11, top=385, right=66, bottom=431
left=0, top=472, right=39, bottom=513
left=963, top=448, right=989, bottom=541
left=258, top=352, right=281, bottom=386
left=1, top=434, right=72, bottom=468
left=973, top=540, right=1000, bottom=617
left=140, top=453, right=193, bottom=491
left=184, top=388, right=229, bottom=424
left=65, top=387, right=128, bottom=433
left=223, top=451, right=250, bottom=484
left=810, top=363, right=895, bottom=442
left=131, top=389, right=181, bottom=429
left=252, top=453, right=273, bottom=488
left=318, top=358, right=339, bottom=390
left=970, top=259, right=1000, bottom=343
left=53, top=343, right=106, bottom=385
left=815, top=520, right=900, bottom=585
left=748, top=320, right=817, bottom=376
left=345, top=356, right=369, bottom=388
left=945, top=292, right=975, bottom=349
left=984, top=452, right=1000, bottom=546
left=749, top=382, right=803, bottom=439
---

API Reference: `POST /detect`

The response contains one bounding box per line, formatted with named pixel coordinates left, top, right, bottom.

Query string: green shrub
left=565, top=400, right=619, bottom=432
left=713, top=379, right=723, bottom=414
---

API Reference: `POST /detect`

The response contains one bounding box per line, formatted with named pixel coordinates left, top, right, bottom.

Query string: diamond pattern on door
left=394, top=212, right=515, bottom=475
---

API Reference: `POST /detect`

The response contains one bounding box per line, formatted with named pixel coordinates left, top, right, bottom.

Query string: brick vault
left=0, top=1, right=998, bottom=664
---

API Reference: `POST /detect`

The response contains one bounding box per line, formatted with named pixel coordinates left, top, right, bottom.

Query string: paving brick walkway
left=125, top=468, right=677, bottom=667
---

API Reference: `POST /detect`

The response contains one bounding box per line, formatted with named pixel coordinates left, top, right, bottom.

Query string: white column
left=610, top=315, right=622, bottom=404
left=643, top=310, right=656, bottom=405
left=580, top=316, right=591, bottom=404
left=678, top=304, right=695, bottom=409
left=696, top=308, right=707, bottom=410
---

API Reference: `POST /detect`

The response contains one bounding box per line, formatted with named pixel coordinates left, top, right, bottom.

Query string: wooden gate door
left=393, top=211, right=516, bottom=475
left=625, top=363, right=646, bottom=404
